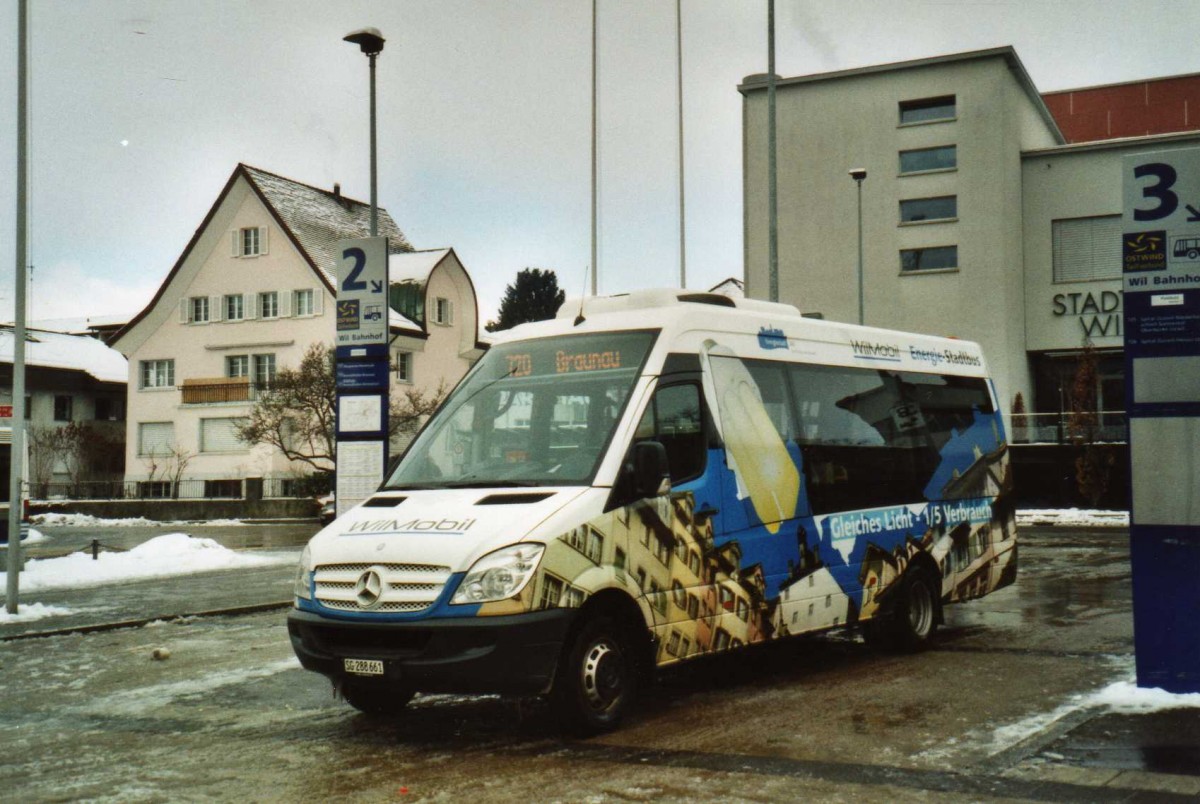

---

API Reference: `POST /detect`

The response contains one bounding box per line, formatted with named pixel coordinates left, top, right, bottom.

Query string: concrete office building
left=741, top=46, right=1200, bottom=424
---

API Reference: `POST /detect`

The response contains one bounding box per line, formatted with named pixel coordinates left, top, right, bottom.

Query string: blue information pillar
left=334, top=236, right=391, bottom=518
left=1122, top=149, right=1200, bottom=693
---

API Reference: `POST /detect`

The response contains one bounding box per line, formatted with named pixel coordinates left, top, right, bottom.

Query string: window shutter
left=139, top=422, right=175, bottom=456
left=1053, top=216, right=1121, bottom=282
left=313, top=289, right=325, bottom=315
left=259, top=226, right=269, bottom=255
left=244, top=293, right=257, bottom=319
left=231, top=230, right=240, bottom=257
left=179, top=299, right=190, bottom=323
left=200, top=418, right=245, bottom=453
left=447, top=299, right=454, bottom=325
left=210, top=295, right=222, bottom=322
left=279, top=289, right=292, bottom=317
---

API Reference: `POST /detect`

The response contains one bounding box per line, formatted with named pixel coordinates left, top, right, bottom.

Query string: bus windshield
left=385, top=330, right=657, bottom=489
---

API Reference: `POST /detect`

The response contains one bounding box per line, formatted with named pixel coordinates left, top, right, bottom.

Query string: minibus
left=288, top=289, right=1017, bottom=733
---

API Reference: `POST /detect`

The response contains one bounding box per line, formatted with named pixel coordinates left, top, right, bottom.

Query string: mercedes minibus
left=287, top=289, right=1017, bottom=732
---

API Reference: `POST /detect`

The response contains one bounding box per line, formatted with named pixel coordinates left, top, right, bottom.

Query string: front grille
left=313, top=562, right=453, bottom=615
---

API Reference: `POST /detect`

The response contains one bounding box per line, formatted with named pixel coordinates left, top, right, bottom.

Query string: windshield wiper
left=440, top=479, right=545, bottom=489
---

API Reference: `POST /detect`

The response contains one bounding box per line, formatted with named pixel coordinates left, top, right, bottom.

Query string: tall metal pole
left=590, top=0, right=598, bottom=296
left=8, top=0, right=29, bottom=614
left=369, top=51, right=378, bottom=238
left=856, top=177, right=865, bottom=325
left=676, top=0, right=686, bottom=289
left=767, top=0, right=778, bottom=302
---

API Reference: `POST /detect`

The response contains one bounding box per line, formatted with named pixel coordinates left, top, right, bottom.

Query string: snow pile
left=1017, top=509, right=1129, bottom=528
left=31, top=512, right=245, bottom=527
left=1092, top=681, right=1200, bottom=712
left=0, top=533, right=294, bottom=592
left=989, top=673, right=1200, bottom=755
left=0, top=602, right=77, bottom=623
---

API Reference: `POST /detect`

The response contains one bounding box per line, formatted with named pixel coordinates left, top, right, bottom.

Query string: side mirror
left=631, top=441, right=671, bottom=499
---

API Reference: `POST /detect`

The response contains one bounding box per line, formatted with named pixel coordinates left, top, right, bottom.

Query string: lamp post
left=343, top=27, right=386, bottom=237
left=849, top=168, right=867, bottom=325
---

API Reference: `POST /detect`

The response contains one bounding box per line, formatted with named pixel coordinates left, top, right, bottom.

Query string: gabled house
left=112, top=163, right=483, bottom=496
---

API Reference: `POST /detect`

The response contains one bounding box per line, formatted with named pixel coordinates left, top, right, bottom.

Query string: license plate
left=344, top=658, right=384, bottom=676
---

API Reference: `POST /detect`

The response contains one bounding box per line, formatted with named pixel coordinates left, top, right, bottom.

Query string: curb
left=0, top=600, right=292, bottom=642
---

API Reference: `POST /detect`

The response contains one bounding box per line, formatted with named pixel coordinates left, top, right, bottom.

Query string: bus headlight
left=452, top=543, right=545, bottom=604
left=293, top=545, right=313, bottom=601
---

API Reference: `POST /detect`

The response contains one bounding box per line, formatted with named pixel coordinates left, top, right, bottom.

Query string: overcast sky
left=0, top=0, right=1196, bottom=326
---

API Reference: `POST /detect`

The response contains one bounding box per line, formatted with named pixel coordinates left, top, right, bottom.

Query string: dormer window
left=232, top=226, right=269, bottom=257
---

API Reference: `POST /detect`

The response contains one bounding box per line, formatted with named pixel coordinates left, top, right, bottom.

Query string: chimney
left=333, top=182, right=342, bottom=200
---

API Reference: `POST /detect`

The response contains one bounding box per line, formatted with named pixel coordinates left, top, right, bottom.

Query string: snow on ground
left=0, top=602, right=78, bottom=623
left=31, top=512, right=247, bottom=528
left=987, top=662, right=1200, bottom=755
left=0, top=533, right=294, bottom=593
left=1017, top=508, right=1129, bottom=528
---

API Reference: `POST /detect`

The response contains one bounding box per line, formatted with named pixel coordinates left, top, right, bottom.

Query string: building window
left=53, top=395, right=73, bottom=422
left=259, top=291, right=279, bottom=319
left=614, top=547, right=627, bottom=571
left=140, top=359, right=175, bottom=389
left=227, top=355, right=249, bottom=379
left=200, top=418, right=246, bottom=453
left=394, top=351, right=412, bottom=383
left=1052, top=215, right=1122, bottom=283
left=900, top=245, right=958, bottom=273
left=899, top=95, right=956, bottom=125
left=899, top=145, right=956, bottom=174
left=432, top=297, right=453, bottom=325
left=94, top=397, right=123, bottom=421
left=294, top=288, right=315, bottom=317
left=138, top=421, right=174, bottom=457
left=205, top=479, right=242, bottom=498
left=253, top=354, right=276, bottom=388
left=225, top=294, right=244, bottom=321
left=190, top=296, right=210, bottom=323
left=900, top=196, right=957, bottom=224
left=233, top=226, right=267, bottom=257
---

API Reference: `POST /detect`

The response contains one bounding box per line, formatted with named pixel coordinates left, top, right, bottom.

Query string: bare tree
left=237, top=342, right=447, bottom=470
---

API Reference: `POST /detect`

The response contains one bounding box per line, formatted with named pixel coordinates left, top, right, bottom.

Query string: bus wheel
left=340, top=679, right=416, bottom=716
left=863, top=569, right=938, bottom=652
left=552, top=616, right=639, bottom=735
left=893, top=569, right=938, bottom=651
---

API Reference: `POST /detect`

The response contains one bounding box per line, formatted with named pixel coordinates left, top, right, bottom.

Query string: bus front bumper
left=286, top=607, right=576, bottom=696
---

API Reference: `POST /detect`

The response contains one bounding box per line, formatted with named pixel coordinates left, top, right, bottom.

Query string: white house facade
left=112, top=164, right=483, bottom=495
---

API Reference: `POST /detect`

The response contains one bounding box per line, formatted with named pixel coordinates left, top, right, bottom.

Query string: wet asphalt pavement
left=1, top=523, right=1198, bottom=802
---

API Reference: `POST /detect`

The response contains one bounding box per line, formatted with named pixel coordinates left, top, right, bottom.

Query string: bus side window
left=636, top=383, right=707, bottom=484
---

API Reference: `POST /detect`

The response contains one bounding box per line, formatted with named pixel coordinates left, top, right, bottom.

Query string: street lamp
left=343, top=27, right=386, bottom=237
left=848, top=168, right=867, bottom=325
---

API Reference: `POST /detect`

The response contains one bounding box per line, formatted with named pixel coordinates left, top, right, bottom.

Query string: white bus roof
left=492, top=288, right=990, bottom=377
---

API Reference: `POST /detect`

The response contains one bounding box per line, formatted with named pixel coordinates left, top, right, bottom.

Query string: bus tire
left=340, top=679, right=416, bottom=716
left=552, top=615, right=639, bottom=735
left=893, top=568, right=939, bottom=651
left=863, top=569, right=938, bottom=652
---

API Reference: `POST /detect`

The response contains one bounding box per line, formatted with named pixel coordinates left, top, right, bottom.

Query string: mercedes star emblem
left=355, top=568, right=384, bottom=608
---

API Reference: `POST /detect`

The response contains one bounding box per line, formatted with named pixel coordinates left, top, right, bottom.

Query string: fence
left=1004, top=411, right=1127, bottom=445
left=28, top=474, right=332, bottom=502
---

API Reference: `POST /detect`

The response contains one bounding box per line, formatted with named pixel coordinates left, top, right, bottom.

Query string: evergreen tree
left=485, top=268, right=566, bottom=332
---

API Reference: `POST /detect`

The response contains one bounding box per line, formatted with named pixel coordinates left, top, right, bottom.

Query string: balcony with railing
left=180, top=378, right=257, bottom=405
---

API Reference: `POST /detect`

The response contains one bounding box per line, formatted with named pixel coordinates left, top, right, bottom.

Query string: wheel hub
left=581, top=640, right=624, bottom=710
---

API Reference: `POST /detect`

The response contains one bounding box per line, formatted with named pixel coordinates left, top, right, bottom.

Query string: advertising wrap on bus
left=287, top=289, right=1016, bottom=733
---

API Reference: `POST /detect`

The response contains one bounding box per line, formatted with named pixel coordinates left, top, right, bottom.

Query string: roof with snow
left=388, top=249, right=452, bottom=285
left=112, top=163, right=415, bottom=346
left=0, top=328, right=128, bottom=384
left=242, top=165, right=412, bottom=284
